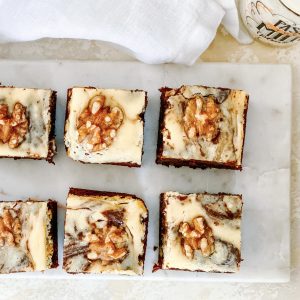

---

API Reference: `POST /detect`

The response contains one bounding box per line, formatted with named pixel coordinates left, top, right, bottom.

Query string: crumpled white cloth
left=0, top=0, right=252, bottom=65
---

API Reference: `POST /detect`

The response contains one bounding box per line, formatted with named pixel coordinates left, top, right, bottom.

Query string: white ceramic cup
left=240, top=0, right=300, bottom=46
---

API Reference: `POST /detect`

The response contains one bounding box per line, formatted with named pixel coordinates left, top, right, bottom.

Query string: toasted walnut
left=0, top=208, right=22, bottom=247
left=183, top=95, right=220, bottom=142
left=77, top=94, right=124, bottom=152
left=86, top=223, right=128, bottom=264
left=0, top=103, right=29, bottom=149
left=178, top=216, right=214, bottom=259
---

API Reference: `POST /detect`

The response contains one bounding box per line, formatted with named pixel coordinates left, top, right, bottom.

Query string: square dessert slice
left=0, top=200, right=58, bottom=274
left=64, top=87, right=147, bottom=167
left=156, top=85, right=249, bottom=170
left=63, top=188, right=148, bottom=275
left=0, top=86, right=56, bottom=163
left=155, top=192, right=242, bottom=273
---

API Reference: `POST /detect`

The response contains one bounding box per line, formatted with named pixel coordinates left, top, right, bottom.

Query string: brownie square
left=63, top=188, right=148, bottom=275
left=0, top=86, right=56, bottom=163
left=155, top=192, right=242, bottom=273
left=0, top=200, right=58, bottom=274
left=156, top=85, right=249, bottom=170
left=64, top=87, right=147, bottom=167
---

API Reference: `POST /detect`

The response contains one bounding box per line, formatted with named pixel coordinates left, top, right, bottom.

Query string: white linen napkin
left=0, top=0, right=252, bottom=65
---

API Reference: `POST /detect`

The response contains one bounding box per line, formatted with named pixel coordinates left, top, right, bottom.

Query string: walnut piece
left=178, top=216, right=215, bottom=259
left=0, top=102, right=29, bottom=149
left=86, top=223, right=128, bottom=264
left=77, top=94, right=124, bottom=152
left=0, top=208, right=22, bottom=247
left=183, top=95, right=220, bottom=142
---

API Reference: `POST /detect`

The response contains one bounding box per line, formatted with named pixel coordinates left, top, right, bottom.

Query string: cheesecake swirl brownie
left=0, top=86, right=56, bottom=163
left=64, top=87, right=147, bottom=167
left=155, top=192, right=242, bottom=273
left=63, top=188, right=148, bottom=275
left=156, top=85, right=249, bottom=170
left=0, top=200, right=58, bottom=274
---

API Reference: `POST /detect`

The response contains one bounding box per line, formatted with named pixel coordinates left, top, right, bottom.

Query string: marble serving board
left=0, top=61, right=291, bottom=282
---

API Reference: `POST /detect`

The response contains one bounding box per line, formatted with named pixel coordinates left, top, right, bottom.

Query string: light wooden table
left=0, top=28, right=299, bottom=300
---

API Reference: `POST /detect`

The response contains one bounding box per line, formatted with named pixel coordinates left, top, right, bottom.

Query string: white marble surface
left=0, top=61, right=291, bottom=282
left=0, top=32, right=299, bottom=299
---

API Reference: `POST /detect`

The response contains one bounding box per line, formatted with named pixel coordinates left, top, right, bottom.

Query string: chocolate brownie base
left=46, top=91, right=57, bottom=164
left=47, top=200, right=58, bottom=268
left=68, top=187, right=146, bottom=201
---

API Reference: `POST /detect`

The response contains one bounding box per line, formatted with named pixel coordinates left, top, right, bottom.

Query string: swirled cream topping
left=161, top=85, right=248, bottom=167
left=160, top=192, right=242, bottom=273
left=64, top=88, right=146, bottom=165
left=63, top=190, right=148, bottom=275
left=0, top=201, right=54, bottom=274
left=0, top=87, right=55, bottom=159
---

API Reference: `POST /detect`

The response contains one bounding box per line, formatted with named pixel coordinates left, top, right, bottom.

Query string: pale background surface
left=0, top=27, right=299, bottom=299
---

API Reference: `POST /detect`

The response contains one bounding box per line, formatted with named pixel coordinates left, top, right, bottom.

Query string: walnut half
left=77, top=94, right=124, bottom=152
left=183, top=95, right=220, bottom=142
left=86, top=223, right=128, bottom=265
left=0, top=102, right=29, bottom=149
left=0, top=208, right=22, bottom=247
left=178, top=216, right=215, bottom=259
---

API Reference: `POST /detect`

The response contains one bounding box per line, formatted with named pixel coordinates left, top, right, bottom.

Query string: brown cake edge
left=68, top=187, right=145, bottom=201
left=46, top=91, right=57, bottom=164
left=47, top=200, right=59, bottom=269
left=152, top=193, right=167, bottom=272
left=156, top=157, right=242, bottom=170
left=239, top=94, right=249, bottom=168
left=64, top=87, right=73, bottom=154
